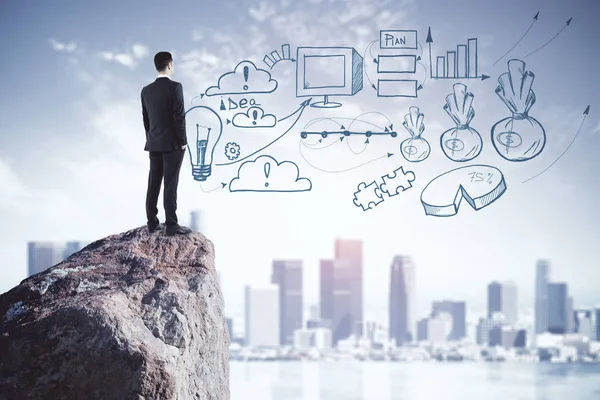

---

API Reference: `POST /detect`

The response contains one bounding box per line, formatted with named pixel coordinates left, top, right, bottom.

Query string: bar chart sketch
left=426, top=27, right=490, bottom=81
left=263, top=44, right=296, bottom=69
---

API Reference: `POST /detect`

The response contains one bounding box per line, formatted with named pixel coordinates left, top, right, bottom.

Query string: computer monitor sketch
left=296, top=47, right=363, bottom=108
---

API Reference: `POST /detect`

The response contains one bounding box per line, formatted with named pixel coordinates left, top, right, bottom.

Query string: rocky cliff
left=0, top=226, right=230, bottom=400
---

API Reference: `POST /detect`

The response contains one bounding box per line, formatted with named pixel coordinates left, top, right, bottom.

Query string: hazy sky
left=1, top=0, right=599, bottom=329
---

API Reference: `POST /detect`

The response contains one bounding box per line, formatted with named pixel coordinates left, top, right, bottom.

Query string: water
left=230, top=361, right=600, bottom=399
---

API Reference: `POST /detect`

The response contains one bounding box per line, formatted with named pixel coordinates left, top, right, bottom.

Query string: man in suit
left=141, top=51, right=192, bottom=236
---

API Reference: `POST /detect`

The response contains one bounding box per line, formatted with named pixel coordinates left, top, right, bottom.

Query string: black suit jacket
left=141, top=77, right=187, bottom=152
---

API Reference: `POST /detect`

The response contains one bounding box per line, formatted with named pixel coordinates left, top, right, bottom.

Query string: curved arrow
left=200, top=182, right=227, bottom=192
left=216, top=99, right=311, bottom=166
left=346, top=137, right=369, bottom=155
left=304, top=116, right=387, bottom=132
left=300, top=137, right=343, bottom=150
left=493, top=12, right=539, bottom=66
left=363, top=40, right=378, bottom=90
left=299, top=140, right=392, bottom=173
left=522, top=105, right=590, bottom=183
left=525, top=17, right=572, bottom=58
left=190, top=93, right=205, bottom=105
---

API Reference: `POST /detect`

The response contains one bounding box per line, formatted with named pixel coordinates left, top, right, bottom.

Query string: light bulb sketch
left=185, top=106, right=223, bottom=181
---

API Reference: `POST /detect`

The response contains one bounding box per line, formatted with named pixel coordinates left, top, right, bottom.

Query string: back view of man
left=141, top=51, right=192, bottom=236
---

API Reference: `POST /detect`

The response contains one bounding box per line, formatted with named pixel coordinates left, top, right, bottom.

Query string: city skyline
left=237, top=236, right=599, bottom=347
left=21, top=221, right=600, bottom=338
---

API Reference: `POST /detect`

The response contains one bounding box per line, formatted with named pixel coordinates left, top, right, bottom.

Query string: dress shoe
left=166, top=224, right=192, bottom=236
left=148, top=223, right=165, bottom=233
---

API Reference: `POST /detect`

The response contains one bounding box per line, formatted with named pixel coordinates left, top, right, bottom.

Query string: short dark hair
left=154, top=52, right=173, bottom=72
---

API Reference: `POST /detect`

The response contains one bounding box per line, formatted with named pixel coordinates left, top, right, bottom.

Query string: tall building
left=476, top=313, right=506, bottom=346
left=271, top=260, right=303, bottom=346
left=244, top=285, right=279, bottom=348
left=28, top=242, right=84, bottom=277
left=535, top=260, right=551, bottom=334
left=547, top=283, right=569, bottom=334
left=573, top=309, right=594, bottom=339
left=389, top=256, right=416, bottom=345
left=432, top=300, right=466, bottom=341
left=319, top=260, right=334, bottom=328
left=417, top=318, right=429, bottom=342
left=567, top=297, right=574, bottom=333
left=334, top=239, right=363, bottom=339
left=190, top=210, right=204, bottom=233
left=63, top=241, right=83, bottom=259
left=488, top=281, right=518, bottom=325
left=320, top=240, right=363, bottom=345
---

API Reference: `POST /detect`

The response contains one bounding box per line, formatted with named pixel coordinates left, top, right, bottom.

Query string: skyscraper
left=319, top=260, right=334, bottom=327
left=389, top=256, right=416, bottom=345
left=63, top=241, right=83, bottom=259
left=271, top=259, right=303, bottom=346
left=244, top=285, right=279, bottom=348
left=27, top=242, right=68, bottom=276
left=547, top=283, right=569, bottom=334
left=320, top=239, right=363, bottom=344
left=567, top=297, right=574, bottom=333
left=487, top=281, right=518, bottom=325
left=535, top=260, right=551, bottom=334
left=432, top=300, right=466, bottom=340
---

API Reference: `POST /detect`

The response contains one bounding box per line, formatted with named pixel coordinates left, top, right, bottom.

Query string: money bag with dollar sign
left=401, top=106, right=430, bottom=162
left=491, top=59, right=546, bottom=162
left=440, top=83, right=483, bottom=162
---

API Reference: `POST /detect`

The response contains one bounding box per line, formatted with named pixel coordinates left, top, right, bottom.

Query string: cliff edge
left=0, top=226, right=230, bottom=400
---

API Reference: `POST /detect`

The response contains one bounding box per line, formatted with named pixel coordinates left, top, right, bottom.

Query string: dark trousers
left=146, top=149, right=185, bottom=227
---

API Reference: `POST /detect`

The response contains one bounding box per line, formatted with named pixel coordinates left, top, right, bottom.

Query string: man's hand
left=181, top=145, right=186, bottom=150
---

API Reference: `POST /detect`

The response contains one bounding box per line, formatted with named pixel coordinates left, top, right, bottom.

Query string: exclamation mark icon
left=264, top=162, right=270, bottom=188
left=252, top=109, right=258, bottom=125
left=243, top=66, right=249, bottom=91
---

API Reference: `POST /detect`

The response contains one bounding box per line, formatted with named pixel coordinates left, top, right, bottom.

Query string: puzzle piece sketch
left=380, top=166, right=416, bottom=197
left=352, top=181, right=384, bottom=211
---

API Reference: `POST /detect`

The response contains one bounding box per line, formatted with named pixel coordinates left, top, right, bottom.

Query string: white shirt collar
left=157, top=74, right=171, bottom=79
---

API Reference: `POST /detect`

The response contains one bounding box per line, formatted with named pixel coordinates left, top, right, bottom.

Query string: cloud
left=131, top=43, right=149, bottom=59
left=205, top=61, right=278, bottom=96
left=49, top=38, right=77, bottom=53
left=98, top=43, right=148, bottom=69
left=248, top=1, right=277, bottom=22
left=232, top=106, right=276, bottom=128
left=229, top=155, right=312, bottom=192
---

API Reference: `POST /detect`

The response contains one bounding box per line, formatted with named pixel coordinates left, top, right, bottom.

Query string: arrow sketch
left=493, top=11, right=539, bottom=66
left=522, top=105, right=590, bottom=183
left=525, top=17, right=573, bottom=58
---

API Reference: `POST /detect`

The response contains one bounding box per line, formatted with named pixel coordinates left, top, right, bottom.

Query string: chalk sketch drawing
left=232, top=106, right=277, bottom=128
left=441, top=83, right=482, bottom=162
left=420, top=165, right=506, bottom=217
left=353, top=166, right=415, bottom=211
left=205, top=60, right=278, bottom=96
left=491, top=59, right=545, bottom=162
left=229, top=155, right=312, bottom=192
left=401, top=106, right=430, bottom=162
left=296, top=47, right=363, bottom=108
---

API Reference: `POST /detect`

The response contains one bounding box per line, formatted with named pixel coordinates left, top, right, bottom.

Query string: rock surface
left=0, top=226, right=230, bottom=400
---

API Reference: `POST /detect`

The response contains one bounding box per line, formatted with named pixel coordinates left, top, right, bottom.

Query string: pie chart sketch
left=421, top=165, right=507, bottom=217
